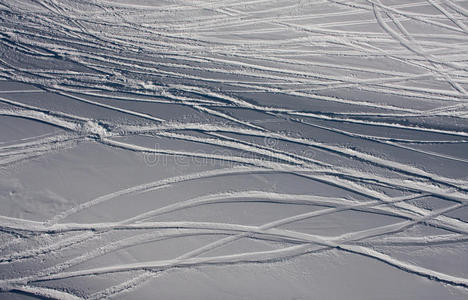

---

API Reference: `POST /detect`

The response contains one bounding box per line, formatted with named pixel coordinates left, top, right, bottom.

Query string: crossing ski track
left=0, top=0, right=468, bottom=299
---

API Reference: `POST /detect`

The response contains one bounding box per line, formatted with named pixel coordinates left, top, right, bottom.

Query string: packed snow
left=1, top=0, right=468, bottom=299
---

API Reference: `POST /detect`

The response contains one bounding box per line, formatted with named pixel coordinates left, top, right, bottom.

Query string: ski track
left=0, top=0, right=468, bottom=299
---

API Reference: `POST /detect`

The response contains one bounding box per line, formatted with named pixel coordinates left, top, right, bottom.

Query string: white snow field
left=0, top=0, right=468, bottom=299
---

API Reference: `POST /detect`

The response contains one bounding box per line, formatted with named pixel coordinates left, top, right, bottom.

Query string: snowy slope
left=0, top=0, right=468, bottom=299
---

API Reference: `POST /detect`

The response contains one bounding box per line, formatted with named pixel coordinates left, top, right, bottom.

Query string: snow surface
left=1, top=0, right=468, bottom=299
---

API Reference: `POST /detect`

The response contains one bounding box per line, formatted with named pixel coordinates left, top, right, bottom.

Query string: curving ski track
left=0, top=0, right=467, bottom=299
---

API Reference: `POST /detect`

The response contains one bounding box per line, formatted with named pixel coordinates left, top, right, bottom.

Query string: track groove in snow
left=0, top=0, right=467, bottom=299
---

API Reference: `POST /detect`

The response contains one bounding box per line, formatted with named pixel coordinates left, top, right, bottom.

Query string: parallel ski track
left=0, top=0, right=468, bottom=299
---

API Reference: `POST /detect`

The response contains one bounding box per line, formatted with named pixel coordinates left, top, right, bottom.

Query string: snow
left=1, top=0, right=468, bottom=299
